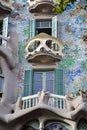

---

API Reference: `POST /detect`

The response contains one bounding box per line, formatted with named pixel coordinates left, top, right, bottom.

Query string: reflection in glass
left=45, top=123, right=68, bottom=130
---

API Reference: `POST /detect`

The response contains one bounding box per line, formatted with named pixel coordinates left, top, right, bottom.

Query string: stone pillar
left=0, top=33, right=18, bottom=104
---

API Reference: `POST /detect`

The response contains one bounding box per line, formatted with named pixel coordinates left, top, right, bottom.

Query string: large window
left=24, top=69, right=64, bottom=96
left=33, top=71, right=54, bottom=94
left=28, top=16, right=59, bottom=39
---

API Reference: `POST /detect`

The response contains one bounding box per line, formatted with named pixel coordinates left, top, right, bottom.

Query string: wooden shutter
left=2, top=17, right=8, bottom=47
left=29, top=19, right=36, bottom=39
left=57, top=21, right=62, bottom=40
left=52, top=15, right=58, bottom=37
left=24, top=70, right=33, bottom=96
left=55, top=69, right=64, bottom=95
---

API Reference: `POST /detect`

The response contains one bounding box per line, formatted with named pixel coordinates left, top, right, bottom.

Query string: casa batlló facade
left=0, top=0, right=87, bottom=130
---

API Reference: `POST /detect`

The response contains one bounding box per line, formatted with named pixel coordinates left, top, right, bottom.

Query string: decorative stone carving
left=25, top=33, right=64, bottom=64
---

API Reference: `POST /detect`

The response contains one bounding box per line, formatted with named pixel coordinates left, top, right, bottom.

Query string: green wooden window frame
left=52, top=15, right=58, bottom=37
left=24, top=69, right=64, bottom=96
left=33, top=71, right=54, bottom=94
left=29, top=19, right=36, bottom=39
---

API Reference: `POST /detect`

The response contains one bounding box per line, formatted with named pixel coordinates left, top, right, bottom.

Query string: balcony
left=25, top=33, right=64, bottom=65
left=0, top=0, right=12, bottom=19
left=22, top=92, right=67, bottom=110
left=14, top=89, right=86, bottom=120
left=28, top=0, right=56, bottom=14
left=0, top=90, right=87, bottom=124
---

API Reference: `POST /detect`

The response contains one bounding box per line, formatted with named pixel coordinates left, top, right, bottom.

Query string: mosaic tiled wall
left=9, top=0, right=87, bottom=96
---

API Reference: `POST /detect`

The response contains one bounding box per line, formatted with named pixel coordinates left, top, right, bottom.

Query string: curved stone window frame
left=21, top=119, right=71, bottom=130
left=22, top=119, right=39, bottom=130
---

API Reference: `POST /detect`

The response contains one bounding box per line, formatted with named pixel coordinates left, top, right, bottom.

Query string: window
left=29, top=19, right=52, bottom=39
left=0, top=70, right=4, bottom=96
left=29, top=15, right=63, bottom=39
left=77, top=118, right=87, bottom=130
left=45, top=122, right=68, bottom=130
left=24, top=69, right=64, bottom=96
left=0, top=17, right=8, bottom=46
left=36, top=19, right=52, bottom=35
left=33, top=71, right=54, bottom=94
left=0, top=20, right=3, bottom=45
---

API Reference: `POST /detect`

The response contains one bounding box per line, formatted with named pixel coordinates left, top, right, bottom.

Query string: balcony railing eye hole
left=46, top=40, right=59, bottom=51
left=28, top=40, right=40, bottom=52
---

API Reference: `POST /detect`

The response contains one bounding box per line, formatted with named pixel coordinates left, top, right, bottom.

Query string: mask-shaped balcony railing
left=25, top=33, right=64, bottom=65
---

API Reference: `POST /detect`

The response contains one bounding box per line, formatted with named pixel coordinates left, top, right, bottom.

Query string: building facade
left=0, top=0, right=87, bottom=130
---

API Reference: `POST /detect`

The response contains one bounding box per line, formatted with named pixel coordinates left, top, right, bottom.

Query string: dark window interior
left=36, top=28, right=51, bottom=35
left=0, top=20, right=3, bottom=45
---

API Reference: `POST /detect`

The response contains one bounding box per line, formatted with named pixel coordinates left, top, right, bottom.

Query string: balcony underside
left=26, top=52, right=62, bottom=64
left=0, top=2, right=12, bottom=19
left=29, top=1, right=56, bottom=14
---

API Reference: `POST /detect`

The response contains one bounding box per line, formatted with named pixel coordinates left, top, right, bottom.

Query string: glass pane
left=33, top=72, right=42, bottom=94
left=34, top=72, right=42, bottom=81
left=46, top=81, right=53, bottom=93
left=46, top=71, right=54, bottom=80
left=33, top=71, right=54, bottom=94
left=0, top=77, right=3, bottom=92
left=36, top=20, right=52, bottom=28
left=46, top=71, right=54, bottom=93
left=33, top=81, right=42, bottom=94
left=45, top=123, right=68, bottom=130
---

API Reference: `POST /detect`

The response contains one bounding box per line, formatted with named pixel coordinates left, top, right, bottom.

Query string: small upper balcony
left=0, top=0, right=12, bottom=19
left=25, top=33, right=64, bottom=65
left=28, top=0, right=56, bottom=14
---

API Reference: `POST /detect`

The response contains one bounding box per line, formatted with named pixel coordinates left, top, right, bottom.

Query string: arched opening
left=77, top=118, right=87, bottom=130
left=22, top=119, right=39, bottom=130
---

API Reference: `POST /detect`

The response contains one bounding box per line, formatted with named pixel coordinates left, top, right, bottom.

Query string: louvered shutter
left=29, top=19, right=36, bottom=39
left=52, top=15, right=58, bottom=37
left=24, top=70, right=33, bottom=96
left=55, top=69, right=64, bottom=95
